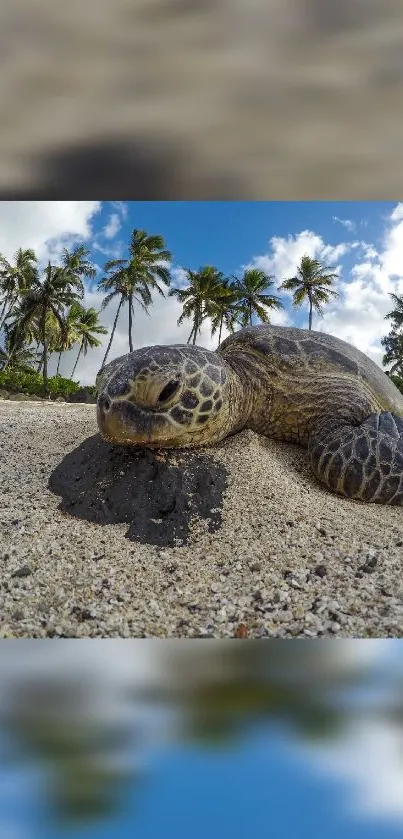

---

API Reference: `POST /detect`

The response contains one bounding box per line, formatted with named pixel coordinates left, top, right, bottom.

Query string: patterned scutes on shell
left=218, top=324, right=403, bottom=413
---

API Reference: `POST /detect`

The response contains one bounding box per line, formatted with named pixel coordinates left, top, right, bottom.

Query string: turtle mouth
left=97, top=396, right=182, bottom=447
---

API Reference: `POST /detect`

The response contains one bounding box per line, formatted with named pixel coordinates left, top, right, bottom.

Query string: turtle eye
left=157, top=379, right=180, bottom=404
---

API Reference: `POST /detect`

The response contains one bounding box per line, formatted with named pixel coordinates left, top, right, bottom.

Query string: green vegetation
left=0, top=229, right=399, bottom=398
left=382, top=292, right=403, bottom=392
left=0, top=369, right=80, bottom=397
left=0, top=366, right=99, bottom=398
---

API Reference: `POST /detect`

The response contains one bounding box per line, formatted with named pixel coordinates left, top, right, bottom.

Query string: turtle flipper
left=308, top=412, right=403, bottom=504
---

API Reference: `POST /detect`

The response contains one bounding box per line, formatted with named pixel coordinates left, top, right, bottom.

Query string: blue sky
left=0, top=200, right=402, bottom=383
left=88, top=200, right=390, bottom=283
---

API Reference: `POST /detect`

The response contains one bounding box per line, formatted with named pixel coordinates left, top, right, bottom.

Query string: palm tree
left=53, top=302, right=82, bottom=376
left=232, top=268, right=283, bottom=327
left=0, top=320, right=40, bottom=372
left=169, top=266, right=225, bottom=345
left=0, top=248, right=39, bottom=331
left=385, top=293, right=403, bottom=330
left=6, top=262, right=83, bottom=392
left=52, top=246, right=98, bottom=375
left=2, top=306, right=53, bottom=373
left=97, top=229, right=172, bottom=366
left=381, top=330, right=403, bottom=377
left=60, top=245, right=97, bottom=294
left=278, top=255, right=338, bottom=331
left=209, top=278, right=244, bottom=346
left=69, top=305, right=108, bottom=379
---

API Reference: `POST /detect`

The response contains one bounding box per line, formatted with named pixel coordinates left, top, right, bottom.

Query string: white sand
left=1, top=399, right=403, bottom=638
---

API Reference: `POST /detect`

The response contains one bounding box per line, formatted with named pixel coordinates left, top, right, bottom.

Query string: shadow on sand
left=48, top=434, right=228, bottom=547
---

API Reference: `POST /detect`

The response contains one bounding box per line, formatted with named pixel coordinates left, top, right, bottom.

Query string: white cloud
left=332, top=216, right=356, bottom=233
left=0, top=201, right=101, bottom=267
left=110, top=201, right=128, bottom=219
left=103, top=212, right=121, bottom=240
left=245, top=210, right=403, bottom=367
left=319, top=207, right=403, bottom=363
left=170, top=266, right=189, bottom=288
left=390, top=203, right=403, bottom=223
left=92, top=239, right=125, bottom=260
left=247, top=230, right=351, bottom=286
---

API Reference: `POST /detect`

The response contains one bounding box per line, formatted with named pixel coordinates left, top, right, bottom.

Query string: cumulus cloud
left=0, top=201, right=101, bottom=266
left=390, top=203, right=403, bottom=223
left=103, top=212, right=121, bottom=240
left=245, top=209, right=403, bottom=367
left=110, top=201, right=128, bottom=220
left=247, top=229, right=350, bottom=284
left=170, top=266, right=189, bottom=289
left=332, top=216, right=356, bottom=232
left=320, top=207, right=403, bottom=363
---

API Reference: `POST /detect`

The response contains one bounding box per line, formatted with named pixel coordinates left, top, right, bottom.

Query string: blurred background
left=1, top=640, right=403, bottom=837
left=1, top=0, right=403, bottom=198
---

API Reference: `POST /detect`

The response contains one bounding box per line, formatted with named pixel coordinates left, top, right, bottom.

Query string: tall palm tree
left=278, top=254, right=338, bottom=331
left=53, top=302, right=82, bottom=376
left=51, top=245, right=98, bottom=375
left=6, top=262, right=83, bottom=392
left=60, top=245, right=97, bottom=292
left=209, top=278, right=244, bottom=346
left=0, top=248, right=39, bottom=331
left=169, top=266, right=225, bottom=345
left=232, top=268, right=283, bottom=327
left=70, top=306, right=108, bottom=379
left=97, top=229, right=172, bottom=366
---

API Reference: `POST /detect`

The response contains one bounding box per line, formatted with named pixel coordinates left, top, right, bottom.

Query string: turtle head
left=96, top=344, right=234, bottom=448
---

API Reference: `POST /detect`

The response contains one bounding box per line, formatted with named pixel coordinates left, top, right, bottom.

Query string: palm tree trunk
left=0, top=292, right=18, bottom=328
left=56, top=350, right=62, bottom=376
left=128, top=294, right=134, bottom=353
left=0, top=297, right=9, bottom=328
left=308, top=295, right=313, bottom=331
left=192, top=313, right=199, bottom=345
left=101, top=297, right=123, bottom=367
left=192, top=306, right=203, bottom=345
left=41, top=311, right=48, bottom=394
left=249, top=301, right=252, bottom=326
left=218, top=316, right=223, bottom=346
left=70, top=344, right=83, bottom=379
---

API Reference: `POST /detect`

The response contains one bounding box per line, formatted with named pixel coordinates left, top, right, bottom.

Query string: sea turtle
left=96, top=324, right=403, bottom=505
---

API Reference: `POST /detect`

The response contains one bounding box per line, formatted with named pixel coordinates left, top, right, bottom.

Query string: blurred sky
left=1, top=1, right=403, bottom=198
left=5, top=725, right=403, bottom=839
left=1, top=640, right=403, bottom=839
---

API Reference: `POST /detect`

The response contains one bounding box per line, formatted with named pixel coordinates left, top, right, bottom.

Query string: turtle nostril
left=98, top=394, right=111, bottom=412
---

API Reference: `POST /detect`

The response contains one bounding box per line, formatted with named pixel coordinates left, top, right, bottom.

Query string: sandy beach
left=1, top=399, right=403, bottom=638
